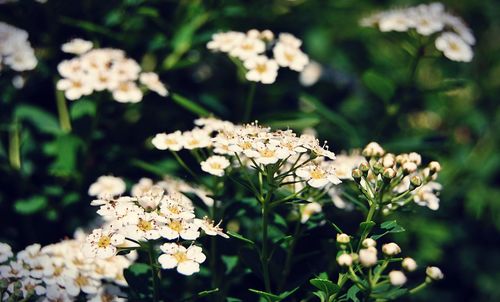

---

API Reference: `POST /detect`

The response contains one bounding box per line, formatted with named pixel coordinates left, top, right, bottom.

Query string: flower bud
left=372, top=162, right=383, bottom=175
left=362, top=142, right=385, bottom=158
left=402, top=257, right=417, bottom=272
left=382, top=168, right=396, bottom=181
left=426, top=266, right=444, bottom=281
left=336, top=233, right=350, bottom=244
left=382, top=242, right=401, bottom=256
left=408, top=152, right=422, bottom=165
left=359, top=162, right=370, bottom=175
left=403, top=162, right=417, bottom=174
left=389, top=270, right=407, bottom=286
left=382, top=153, right=395, bottom=168
left=362, top=238, right=377, bottom=248
left=410, top=175, right=422, bottom=189
left=337, top=253, right=353, bottom=266
left=359, top=248, right=378, bottom=267
left=429, top=161, right=441, bottom=174
left=352, top=168, right=362, bottom=181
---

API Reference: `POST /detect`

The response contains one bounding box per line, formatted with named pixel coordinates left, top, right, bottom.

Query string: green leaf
left=362, top=70, right=395, bottom=102
left=372, top=220, right=405, bottom=240
left=221, top=255, right=239, bottom=274
left=48, top=134, right=83, bottom=177
left=227, top=231, right=255, bottom=245
left=14, top=196, right=47, bottom=215
left=14, top=105, right=61, bottom=135
left=310, top=278, right=340, bottom=297
left=359, top=221, right=376, bottom=236
left=347, top=285, right=361, bottom=302
left=171, top=93, right=210, bottom=117
left=70, top=99, right=96, bottom=119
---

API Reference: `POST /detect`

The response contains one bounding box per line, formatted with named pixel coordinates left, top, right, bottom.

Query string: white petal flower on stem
left=195, top=217, right=229, bottom=238
left=247, top=142, right=290, bottom=165
left=0, top=243, right=13, bottom=263
left=83, top=228, right=125, bottom=259
left=112, top=81, right=143, bottom=103
left=182, top=129, right=212, bottom=150
left=435, top=32, right=473, bottom=62
left=299, top=202, right=322, bottom=223
left=160, top=219, right=200, bottom=241
left=207, top=31, right=246, bottom=53
left=56, top=77, right=93, bottom=100
left=278, top=33, right=302, bottom=48
left=229, top=36, right=266, bottom=60
left=61, top=38, right=93, bottom=54
left=296, top=164, right=342, bottom=188
left=337, top=253, right=353, bottom=266
left=243, top=55, right=279, bottom=84
left=158, top=244, right=206, bottom=276
left=379, top=10, right=414, bottom=32
left=152, top=131, right=184, bottom=151
left=140, top=72, right=168, bottom=96
left=88, top=176, right=126, bottom=198
left=273, top=42, right=309, bottom=71
left=201, top=155, right=230, bottom=177
left=402, top=257, right=417, bottom=272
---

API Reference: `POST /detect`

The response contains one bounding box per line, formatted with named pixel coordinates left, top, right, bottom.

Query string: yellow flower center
left=97, top=235, right=111, bottom=248
left=168, top=220, right=183, bottom=233
left=75, top=275, right=89, bottom=287
left=310, top=168, right=325, bottom=179
left=260, top=149, right=275, bottom=158
left=449, top=42, right=460, bottom=51
left=255, top=63, right=268, bottom=74
left=165, top=138, right=177, bottom=146
left=138, top=218, right=153, bottom=232
left=284, top=51, right=295, bottom=62
left=173, top=251, right=188, bottom=263
left=210, top=162, right=222, bottom=169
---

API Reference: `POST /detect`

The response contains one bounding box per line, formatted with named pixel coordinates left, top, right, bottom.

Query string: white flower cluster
left=361, top=2, right=475, bottom=62
left=83, top=180, right=227, bottom=276
left=57, top=38, right=168, bottom=102
left=0, top=231, right=133, bottom=301
left=207, top=29, right=309, bottom=84
left=153, top=118, right=341, bottom=188
left=351, top=142, right=442, bottom=211
left=0, top=22, right=37, bottom=74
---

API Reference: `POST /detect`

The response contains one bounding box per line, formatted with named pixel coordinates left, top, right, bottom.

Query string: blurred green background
left=1, top=0, right=499, bottom=301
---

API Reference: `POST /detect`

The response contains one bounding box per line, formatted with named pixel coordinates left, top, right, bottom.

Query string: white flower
left=247, top=142, right=290, bottom=165
left=125, top=213, right=162, bottom=241
left=278, top=33, right=302, bottom=48
left=131, top=178, right=154, bottom=197
left=402, top=257, right=417, bottom=272
left=201, top=155, right=230, bottom=177
left=88, top=175, right=126, bottom=198
left=414, top=15, right=444, bottom=36
left=426, top=266, right=444, bottom=280
left=230, top=36, right=266, bottom=60
left=207, top=31, right=245, bottom=53
left=63, top=272, right=100, bottom=296
left=359, top=247, right=378, bottom=267
left=362, top=238, right=377, bottom=248
left=136, top=185, right=165, bottom=211
left=161, top=219, right=200, bottom=241
left=389, top=270, right=407, bottom=286
left=299, top=202, right=322, bottom=223
left=435, top=32, right=473, bottom=62
left=382, top=242, right=401, bottom=256
left=331, top=153, right=366, bottom=180
left=61, top=38, right=93, bottom=54
left=243, top=55, right=279, bottom=84
left=152, top=131, right=184, bottom=151
left=362, top=142, right=385, bottom=157
left=182, top=129, right=212, bottom=150
left=56, top=77, right=93, bottom=100
left=337, top=253, right=353, bottom=266
left=296, top=164, right=341, bottom=188
left=140, top=72, right=168, bottom=96
left=0, top=243, right=13, bottom=263
left=299, top=61, right=322, bottom=86
left=158, top=244, right=206, bottom=276
left=414, top=181, right=441, bottom=210
left=112, top=81, right=143, bottom=103
left=83, top=228, right=125, bottom=259
left=336, top=233, right=350, bottom=244
left=195, top=217, right=229, bottom=238
left=273, top=42, right=309, bottom=71
left=379, top=10, right=413, bottom=32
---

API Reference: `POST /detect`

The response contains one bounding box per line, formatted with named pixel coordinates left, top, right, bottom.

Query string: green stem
left=55, top=86, right=72, bottom=133
left=8, top=122, right=21, bottom=170
left=409, top=281, right=428, bottom=295
left=148, top=243, right=160, bottom=302
left=261, top=200, right=272, bottom=293
left=278, top=221, right=301, bottom=291
left=171, top=151, right=199, bottom=181
left=357, top=203, right=377, bottom=251
left=243, top=82, right=256, bottom=122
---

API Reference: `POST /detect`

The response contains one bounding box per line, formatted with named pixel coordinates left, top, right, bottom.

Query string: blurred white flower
left=389, top=270, right=407, bottom=286
left=243, top=55, right=279, bottom=84
left=435, top=32, right=473, bottom=62
left=88, top=176, right=126, bottom=198
left=140, top=72, right=168, bottom=96
left=299, top=61, right=322, bottom=86
left=61, top=38, right=93, bottom=54
left=300, top=202, right=322, bottom=223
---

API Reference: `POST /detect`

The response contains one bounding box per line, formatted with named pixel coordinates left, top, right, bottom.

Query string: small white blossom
left=382, top=242, right=401, bottom=256
left=337, top=253, right=353, bottom=266
left=435, top=32, right=473, bottom=62
left=402, top=257, right=417, bottom=272
left=388, top=270, right=407, bottom=286
left=158, top=244, right=206, bottom=276
left=88, top=176, right=126, bottom=198
left=61, top=38, right=93, bottom=54
left=426, top=266, right=444, bottom=280
left=201, top=155, right=230, bottom=177
left=243, top=55, right=279, bottom=84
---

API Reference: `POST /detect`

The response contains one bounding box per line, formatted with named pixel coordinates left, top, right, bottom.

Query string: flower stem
left=357, top=203, right=377, bottom=251
left=261, top=200, right=272, bottom=293
left=147, top=242, right=160, bottom=302
left=55, top=86, right=72, bottom=133
left=409, top=281, right=428, bottom=295
left=243, top=82, right=256, bottom=122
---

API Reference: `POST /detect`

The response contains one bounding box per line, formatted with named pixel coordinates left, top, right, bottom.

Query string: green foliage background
left=1, top=0, right=499, bottom=301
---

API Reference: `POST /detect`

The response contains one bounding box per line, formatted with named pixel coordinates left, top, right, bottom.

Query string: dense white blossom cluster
left=57, top=39, right=168, bottom=102
left=0, top=231, right=133, bottom=301
left=83, top=177, right=227, bottom=276
left=0, top=22, right=37, bottom=74
left=361, top=2, right=475, bottom=62
left=207, top=29, right=309, bottom=84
